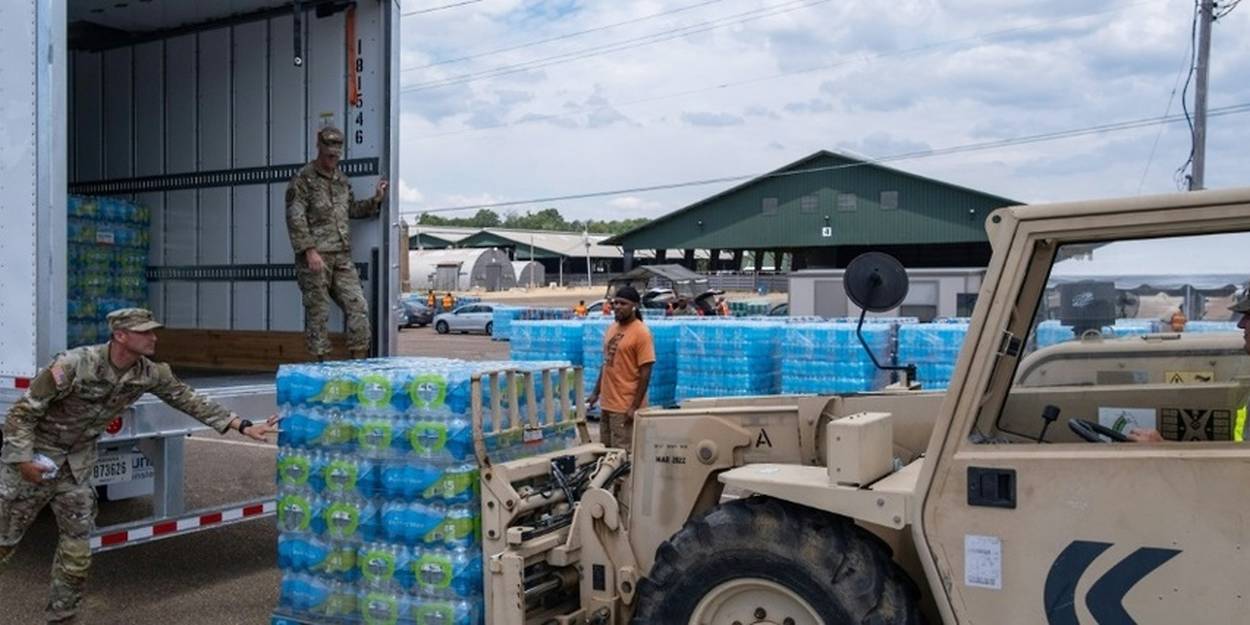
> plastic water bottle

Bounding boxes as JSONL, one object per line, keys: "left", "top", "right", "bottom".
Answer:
{"left": 414, "top": 547, "right": 484, "bottom": 598}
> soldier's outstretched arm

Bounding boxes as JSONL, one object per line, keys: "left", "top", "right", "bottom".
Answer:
{"left": 148, "top": 364, "right": 241, "bottom": 435}
{"left": 347, "top": 179, "right": 385, "bottom": 219}
{"left": 285, "top": 176, "right": 316, "bottom": 254}
{"left": 0, "top": 356, "right": 77, "bottom": 465}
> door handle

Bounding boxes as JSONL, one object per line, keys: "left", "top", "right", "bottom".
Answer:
{"left": 967, "top": 467, "right": 1016, "bottom": 509}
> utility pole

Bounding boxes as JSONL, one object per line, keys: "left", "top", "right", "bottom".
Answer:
{"left": 1190, "top": 0, "right": 1215, "bottom": 190}
{"left": 584, "top": 229, "right": 592, "bottom": 289}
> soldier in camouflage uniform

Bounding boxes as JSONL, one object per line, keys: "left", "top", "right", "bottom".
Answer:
{"left": 0, "top": 308, "right": 277, "bottom": 623}
{"left": 286, "top": 126, "right": 389, "bottom": 360}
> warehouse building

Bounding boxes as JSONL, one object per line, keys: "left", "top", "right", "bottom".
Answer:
{"left": 604, "top": 150, "right": 1020, "bottom": 272}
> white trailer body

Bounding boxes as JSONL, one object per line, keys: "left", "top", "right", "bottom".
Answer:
{"left": 0, "top": 0, "right": 400, "bottom": 550}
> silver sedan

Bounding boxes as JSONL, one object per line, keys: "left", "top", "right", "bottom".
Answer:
{"left": 434, "top": 303, "right": 496, "bottom": 335}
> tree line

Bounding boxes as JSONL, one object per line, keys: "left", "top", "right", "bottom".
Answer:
{"left": 414, "top": 208, "right": 649, "bottom": 236}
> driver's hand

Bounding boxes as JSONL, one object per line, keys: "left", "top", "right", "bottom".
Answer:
{"left": 1127, "top": 428, "right": 1164, "bottom": 443}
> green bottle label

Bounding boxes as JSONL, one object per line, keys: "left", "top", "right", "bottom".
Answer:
{"left": 415, "top": 554, "right": 453, "bottom": 590}
{"left": 408, "top": 374, "right": 448, "bottom": 410}
{"left": 357, "top": 373, "right": 394, "bottom": 408}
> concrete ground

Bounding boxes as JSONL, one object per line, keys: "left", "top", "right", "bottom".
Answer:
{"left": 0, "top": 311, "right": 591, "bottom": 625}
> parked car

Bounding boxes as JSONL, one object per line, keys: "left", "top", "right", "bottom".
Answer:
{"left": 399, "top": 295, "right": 434, "bottom": 328}
{"left": 434, "top": 303, "right": 496, "bottom": 335}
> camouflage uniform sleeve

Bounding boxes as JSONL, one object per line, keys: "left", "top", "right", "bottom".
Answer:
{"left": 285, "top": 174, "right": 317, "bottom": 254}
{"left": 148, "top": 364, "right": 236, "bottom": 434}
{"left": 347, "top": 180, "right": 382, "bottom": 219}
{"left": 1, "top": 355, "right": 78, "bottom": 464}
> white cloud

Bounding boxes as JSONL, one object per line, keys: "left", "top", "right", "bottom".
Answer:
{"left": 607, "top": 196, "right": 663, "bottom": 212}
{"left": 397, "top": 178, "right": 424, "bottom": 204}
{"left": 398, "top": 0, "right": 1250, "bottom": 221}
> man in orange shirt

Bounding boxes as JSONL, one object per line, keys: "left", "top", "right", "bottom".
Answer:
{"left": 587, "top": 286, "right": 656, "bottom": 451}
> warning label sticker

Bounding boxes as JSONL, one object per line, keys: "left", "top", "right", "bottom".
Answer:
{"left": 1165, "top": 371, "right": 1215, "bottom": 384}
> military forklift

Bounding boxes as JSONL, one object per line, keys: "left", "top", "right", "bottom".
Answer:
{"left": 468, "top": 187, "right": 1250, "bottom": 624}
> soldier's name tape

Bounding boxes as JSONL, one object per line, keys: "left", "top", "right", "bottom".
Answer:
{"left": 90, "top": 499, "right": 276, "bottom": 553}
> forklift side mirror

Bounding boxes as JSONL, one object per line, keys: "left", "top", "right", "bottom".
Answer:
{"left": 844, "top": 252, "right": 909, "bottom": 312}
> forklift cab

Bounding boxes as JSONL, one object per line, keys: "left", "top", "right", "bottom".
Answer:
{"left": 921, "top": 191, "right": 1250, "bottom": 624}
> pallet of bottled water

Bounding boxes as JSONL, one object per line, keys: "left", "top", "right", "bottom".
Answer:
{"left": 67, "top": 195, "right": 150, "bottom": 347}
{"left": 271, "top": 357, "right": 582, "bottom": 625}
{"left": 896, "top": 320, "right": 970, "bottom": 391}
{"left": 510, "top": 320, "right": 584, "bottom": 365}
{"left": 780, "top": 323, "right": 893, "bottom": 394}
{"left": 489, "top": 306, "right": 523, "bottom": 341}
{"left": 676, "top": 320, "right": 783, "bottom": 401}
{"left": 1034, "top": 320, "right": 1076, "bottom": 348}
{"left": 1184, "top": 320, "right": 1240, "bottom": 333}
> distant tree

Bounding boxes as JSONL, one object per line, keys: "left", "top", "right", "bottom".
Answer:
{"left": 416, "top": 208, "right": 650, "bottom": 235}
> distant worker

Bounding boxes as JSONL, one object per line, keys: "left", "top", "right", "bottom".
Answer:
{"left": 442, "top": 292, "right": 455, "bottom": 311}
{"left": 601, "top": 300, "right": 613, "bottom": 316}
{"left": 1169, "top": 307, "right": 1188, "bottom": 332}
{"left": 717, "top": 296, "right": 731, "bottom": 317}
{"left": 0, "top": 308, "right": 278, "bottom": 623}
{"left": 427, "top": 289, "right": 436, "bottom": 309}
{"left": 285, "top": 126, "right": 388, "bottom": 361}
{"left": 587, "top": 286, "right": 656, "bottom": 451}
{"left": 574, "top": 300, "right": 588, "bottom": 317}
{"left": 672, "top": 299, "right": 695, "bottom": 316}
{"left": 1129, "top": 295, "right": 1249, "bottom": 442}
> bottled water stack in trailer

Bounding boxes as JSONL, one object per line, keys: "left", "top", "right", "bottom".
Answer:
{"left": 781, "top": 323, "right": 893, "bottom": 394}
{"left": 897, "top": 320, "right": 970, "bottom": 391}
{"left": 510, "top": 320, "right": 584, "bottom": 365}
{"left": 272, "top": 357, "right": 580, "bottom": 625}
{"left": 676, "top": 320, "right": 783, "bottom": 401}
{"left": 67, "top": 195, "right": 151, "bottom": 347}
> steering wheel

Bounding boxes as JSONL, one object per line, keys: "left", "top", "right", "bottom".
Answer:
{"left": 1067, "top": 418, "right": 1130, "bottom": 443}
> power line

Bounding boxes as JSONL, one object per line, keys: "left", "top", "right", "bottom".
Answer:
{"left": 406, "top": 0, "right": 1163, "bottom": 141}
{"left": 1175, "top": 0, "right": 1200, "bottom": 189}
{"left": 405, "top": 0, "right": 727, "bottom": 71}
{"left": 1215, "top": 0, "right": 1242, "bottom": 19}
{"left": 1137, "top": 17, "right": 1196, "bottom": 194}
{"left": 401, "top": 0, "right": 484, "bottom": 17}
{"left": 401, "top": 0, "right": 831, "bottom": 93}
{"left": 399, "top": 101, "right": 1250, "bottom": 215}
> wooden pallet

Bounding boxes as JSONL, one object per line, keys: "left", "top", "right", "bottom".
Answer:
{"left": 155, "top": 328, "right": 349, "bottom": 372}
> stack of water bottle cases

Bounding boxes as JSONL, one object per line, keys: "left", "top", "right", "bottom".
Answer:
{"left": 67, "top": 195, "right": 150, "bottom": 347}
{"left": 677, "top": 320, "right": 783, "bottom": 400}
{"left": 781, "top": 322, "right": 895, "bottom": 394}
{"left": 896, "top": 319, "right": 970, "bottom": 391}
{"left": 509, "top": 320, "right": 584, "bottom": 365}
{"left": 272, "top": 357, "right": 579, "bottom": 625}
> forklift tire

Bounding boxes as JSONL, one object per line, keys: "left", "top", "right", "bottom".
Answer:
{"left": 632, "top": 497, "right": 923, "bottom": 625}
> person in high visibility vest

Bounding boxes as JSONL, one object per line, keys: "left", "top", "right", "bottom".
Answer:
{"left": 574, "top": 300, "right": 588, "bottom": 317}
{"left": 442, "top": 293, "right": 455, "bottom": 311}
{"left": 1129, "top": 294, "right": 1250, "bottom": 442}
{"left": 427, "top": 289, "right": 436, "bottom": 309}
{"left": 717, "top": 297, "right": 731, "bottom": 317}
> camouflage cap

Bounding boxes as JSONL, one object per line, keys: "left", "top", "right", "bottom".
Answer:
{"left": 1231, "top": 293, "right": 1250, "bottom": 314}
{"left": 317, "top": 126, "right": 345, "bottom": 157}
{"left": 107, "top": 308, "right": 163, "bottom": 333}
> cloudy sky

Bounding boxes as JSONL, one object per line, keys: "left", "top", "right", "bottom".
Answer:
{"left": 395, "top": 0, "right": 1250, "bottom": 223}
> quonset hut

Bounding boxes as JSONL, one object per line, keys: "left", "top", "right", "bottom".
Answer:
{"left": 511, "top": 261, "right": 546, "bottom": 288}
{"left": 408, "top": 248, "right": 516, "bottom": 292}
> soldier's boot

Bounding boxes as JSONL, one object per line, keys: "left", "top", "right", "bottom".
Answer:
{"left": 46, "top": 571, "right": 87, "bottom": 624}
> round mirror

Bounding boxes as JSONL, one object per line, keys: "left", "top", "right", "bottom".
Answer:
{"left": 843, "top": 252, "right": 909, "bottom": 312}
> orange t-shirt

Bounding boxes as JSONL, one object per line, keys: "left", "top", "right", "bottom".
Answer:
{"left": 598, "top": 319, "right": 657, "bottom": 413}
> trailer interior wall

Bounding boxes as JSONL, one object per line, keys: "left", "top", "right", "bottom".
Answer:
{"left": 66, "top": 1, "right": 396, "bottom": 353}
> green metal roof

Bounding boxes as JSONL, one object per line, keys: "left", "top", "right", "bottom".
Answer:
{"left": 604, "top": 150, "right": 1022, "bottom": 250}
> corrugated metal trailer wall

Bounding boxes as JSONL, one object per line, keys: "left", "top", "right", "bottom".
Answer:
{"left": 67, "top": 4, "right": 390, "bottom": 342}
